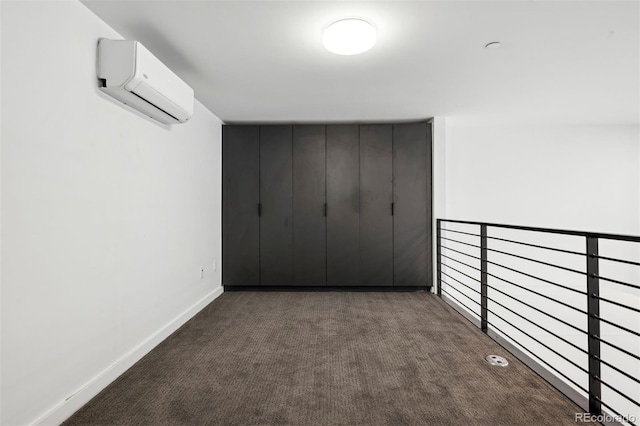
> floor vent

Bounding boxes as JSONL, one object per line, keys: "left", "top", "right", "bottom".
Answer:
{"left": 485, "top": 355, "right": 509, "bottom": 367}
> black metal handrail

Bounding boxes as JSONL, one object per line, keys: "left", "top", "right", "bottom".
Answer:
{"left": 440, "top": 219, "right": 640, "bottom": 242}
{"left": 436, "top": 219, "right": 640, "bottom": 426}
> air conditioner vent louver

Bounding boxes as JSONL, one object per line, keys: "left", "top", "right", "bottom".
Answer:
{"left": 129, "top": 91, "right": 181, "bottom": 122}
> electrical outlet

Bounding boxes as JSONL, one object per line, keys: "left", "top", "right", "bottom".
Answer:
{"left": 200, "top": 266, "right": 205, "bottom": 279}
{"left": 212, "top": 261, "right": 216, "bottom": 272}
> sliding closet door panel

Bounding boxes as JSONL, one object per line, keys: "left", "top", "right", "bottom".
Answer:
{"left": 393, "top": 122, "right": 428, "bottom": 286}
{"left": 293, "top": 125, "right": 326, "bottom": 286}
{"left": 222, "top": 125, "right": 260, "bottom": 286}
{"left": 326, "top": 125, "right": 359, "bottom": 286}
{"left": 260, "top": 125, "right": 293, "bottom": 286}
{"left": 360, "top": 124, "right": 393, "bottom": 286}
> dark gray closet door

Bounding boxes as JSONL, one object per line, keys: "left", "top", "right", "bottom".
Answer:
{"left": 293, "top": 125, "right": 326, "bottom": 286}
{"left": 326, "top": 125, "right": 359, "bottom": 286}
{"left": 223, "top": 125, "right": 260, "bottom": 286}
{"left": 260, "top": 125, "right": 293, "bottom": 286}
{"left": 393, "top": 122, "right": 429, "bottom": 286}
{"left": 360, "top": 124, "right": 394, "bottom": 286}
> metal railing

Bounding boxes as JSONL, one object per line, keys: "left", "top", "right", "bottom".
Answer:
{"left": 436, "top": 219, "right": 640, "bottom": 426}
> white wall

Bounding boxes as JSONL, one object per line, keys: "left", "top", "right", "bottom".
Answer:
{"left": 1, "top": 1, "right": 223, "bottom": 425}
{"left": 443, "top": 122, "right": 640, "bottom": 235}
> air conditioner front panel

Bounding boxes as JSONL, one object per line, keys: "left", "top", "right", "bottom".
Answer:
{"left": 97, "top": 39, "right": 194, "bottom": 125}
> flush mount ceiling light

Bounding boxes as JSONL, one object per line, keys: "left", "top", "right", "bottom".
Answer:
{"left": 485, "top": 41, "right": 501, "bottom": 50}
{"left": 323, "top": 19, "right": 377, "bottom": 55}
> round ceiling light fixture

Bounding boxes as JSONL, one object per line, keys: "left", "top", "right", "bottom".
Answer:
{"left": 485, "top": 41, "right": 501, "bottom": 50}
{"left": 322, "top": 18, "right": 377, "bottom": 55}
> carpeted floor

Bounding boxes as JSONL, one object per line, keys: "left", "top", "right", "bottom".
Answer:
{"left": 65, "top": 291, "right": 581, "bottom": 425}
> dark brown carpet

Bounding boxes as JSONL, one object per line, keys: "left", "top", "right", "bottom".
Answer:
{"left": 65, "top": 291, "right": 581, "bottom": 425}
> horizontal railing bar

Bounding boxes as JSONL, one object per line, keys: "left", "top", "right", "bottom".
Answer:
{"left": 441, "top": 236, "right": 482, "bottom": 249}
{"left": 440, "top": 219, "right": 640, "bottom": 243}
{"left": 443, "top": 273, "right": 589, "bottom": 355}
{"left": 594, "top": 336, "right": 640, "bottom": 362}
{"left": 487, "top": 235, "right": 586, "bottom": 257}
{"left": 441, "top": 271, "right": 482, "bottom": 295}
{"left": 441, "top": 263, "right": 482, "bottom": 284}
{"left": 593, "top": 274, "right": 640, "bottom": 291}
{"left": 596, "top": 254, "right": 640, "bottom": 267}
{"left": 595, "top": 315, "right": 640, "bottom": 338}
{"left": 441, "top": 245, "right": 483, "bottom": 261}
{"left": 487, "top": 294, "right": 588, "bottom": 355}
{"left": 595, "top": 295, "right": 640, "bottom": 314}
{"left": 440, "top": 228, "right": 481, "bottom": 239}
{"left": 485, "top": 319, "right": 590, "bottom": 395}
{"left": 487, "top": 307, "right": 589, "bottom": 374}
{"left": 442, "top": 284, "right": 481, "bottom": 307}
{"left": 595, "top": 377, "right": 640, "bottom": 407}
{"left": 441, "top": 253, "right": 482, "bottom": 272}
{"left": 442, "top": 245, "right": 587, "bottom": 296}
{"left": 442, "top": 236, "right": 588, "bottom": 278}
{"left": 486, "top": 284, "right": 587, "bottom": 335}
{"left": 594, "top": 396, "right": 638, "bottom": 426}
{"left": 443, "top": 226, "right": 591, "bottom": 257}
{"left": 488, "top": 272, "right": 590, "bottom": 316}
{"left": 441, "top": 288, "right": 481, "bottom": 318}
{"left": 597, "top": 356, "right": 640, "bottom": 385}
{"left": 441, "top": 253, "right": 588, "bottom": 314}
{"left": 488, "top": 259, "right": 588, "bottom": 295}
{"left": 443, "top": 259, "right": 588, "bottom": 335}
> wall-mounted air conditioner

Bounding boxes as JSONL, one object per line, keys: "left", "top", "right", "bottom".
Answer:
{"left": 97, "top": 39, "right": 194, "bottom": 125}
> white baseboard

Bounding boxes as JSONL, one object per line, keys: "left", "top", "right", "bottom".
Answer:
{"left": 33, "top": 286, "right": 224, "bottom": 426}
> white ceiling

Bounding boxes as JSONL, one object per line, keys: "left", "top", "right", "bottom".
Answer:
{"left": 82, "top": 1, "right": 639, "bottom": 125}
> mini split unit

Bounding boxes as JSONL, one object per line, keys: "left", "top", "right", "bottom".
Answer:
{"left": 97, "top": 39, "right": 194, "bottom": 125}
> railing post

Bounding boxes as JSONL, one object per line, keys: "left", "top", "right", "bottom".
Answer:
{"left": 480, "top": 224, "right": 488, "bottom": 332}
{"left": 436, "top": 219, "right": 442, "bottom": 297}
{"left": 586, "top": 236, "right": 601, "bottom": 416}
